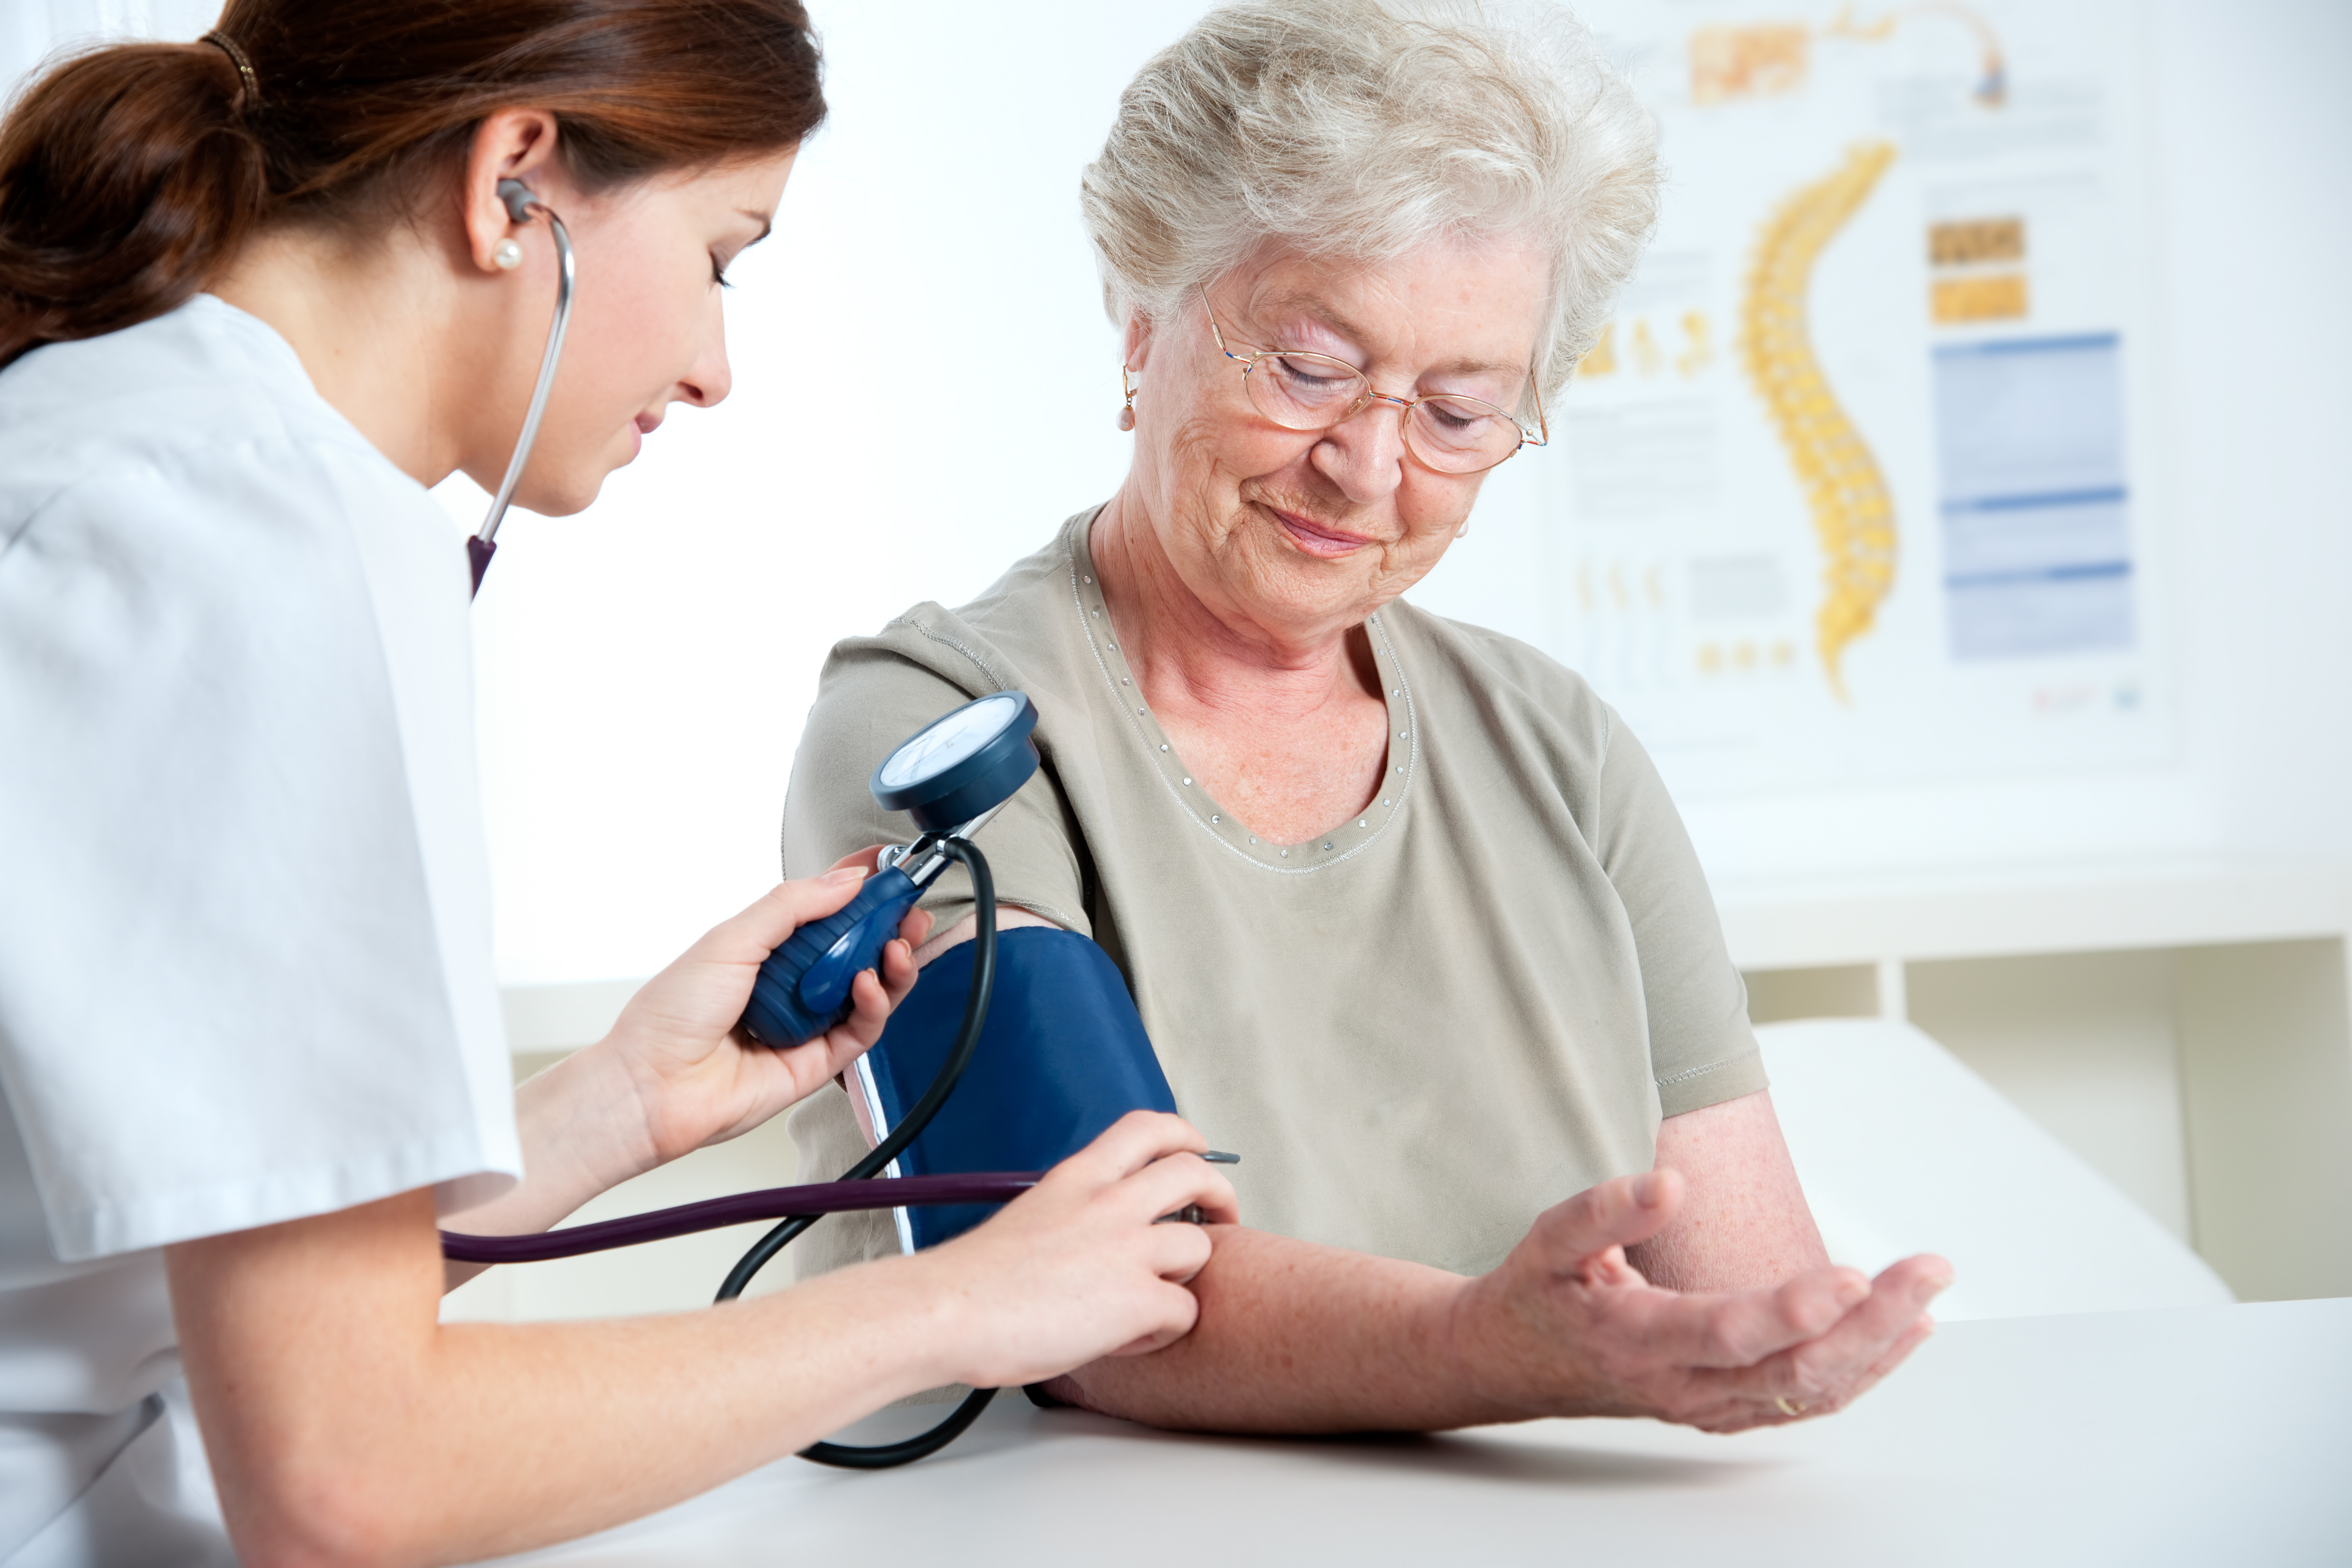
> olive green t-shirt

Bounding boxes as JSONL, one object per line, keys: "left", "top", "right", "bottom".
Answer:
{"left": 783, "top": 510, "right": 1765, "bottom": 1280}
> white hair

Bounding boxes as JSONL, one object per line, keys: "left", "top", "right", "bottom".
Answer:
{"left": 1080, "top": 0, "right": 1659, "bottom": 399}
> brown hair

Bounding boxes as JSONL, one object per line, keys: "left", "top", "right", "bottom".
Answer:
{"left": 0, "top": 0, "right": 824, "bottom": 370}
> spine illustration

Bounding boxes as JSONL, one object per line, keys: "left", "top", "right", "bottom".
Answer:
{"left": 1740, "top": 139, "right": 1899, "bottom": 700}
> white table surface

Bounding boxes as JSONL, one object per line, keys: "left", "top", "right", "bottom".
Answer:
{"left": 493, "top": 1298, "right": 2352, "bottom": 1567}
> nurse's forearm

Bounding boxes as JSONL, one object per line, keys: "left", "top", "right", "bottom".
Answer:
{"left": 439, "top": 858, "right": 931, "bottom": 1292}
{"left": 435, "top": 1043, "right": 659, "bottom": 1290}
{"left": 171, "top": 1115, "right": 1230, "bottom": 1568}
{"left": 172, "top": 1188, "right": 964, "bottom": 1568}
{"left": 1045, "top": 1227, "right": 1510, "bottom": 1433}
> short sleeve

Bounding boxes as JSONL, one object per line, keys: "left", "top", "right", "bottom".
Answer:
{"left": 0, "top": 436, "right": 520, "bottom": 1261}
{"left": 1590, "top": 711, "right": 1769, "bottom": 1117}
{"left": 780, "top": 627, "right": 1100, "bottom": 1282}
{"left": 783, "top": 632, "right": 1094, "bottom": 939}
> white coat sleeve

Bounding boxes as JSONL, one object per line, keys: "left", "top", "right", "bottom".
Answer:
{"left": 0, "top": 433, "right": 520, "bottom": 1262}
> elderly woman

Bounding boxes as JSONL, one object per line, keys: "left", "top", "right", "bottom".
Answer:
{"left": 785, "top": 0, "right": 1948, "bottom": 1434}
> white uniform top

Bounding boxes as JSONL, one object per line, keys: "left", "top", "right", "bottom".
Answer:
{"left": 0, "top": 296, "right": 523, "bottom": 1564}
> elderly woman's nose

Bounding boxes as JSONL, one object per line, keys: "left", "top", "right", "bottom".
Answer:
{"left": 1309, "top": 408, "right": 1410, "bottom": 502}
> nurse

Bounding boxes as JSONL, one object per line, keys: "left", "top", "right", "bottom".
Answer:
{"left": 0, "top": 4, "right": 1232, "bottom": 1564}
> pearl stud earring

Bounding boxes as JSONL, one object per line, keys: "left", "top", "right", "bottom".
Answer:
{"left": 492, "top": 238, "right": 523, "bottom": 271}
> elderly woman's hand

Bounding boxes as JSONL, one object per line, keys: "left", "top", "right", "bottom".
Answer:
{"left": 1440, "top": 1169, "right": 1950, "bottom": 1432}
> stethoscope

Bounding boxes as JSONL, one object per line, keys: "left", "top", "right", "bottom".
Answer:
{"left": 440, "top": 204, "right": 1053, "bottom": 1460}
{"left": 466, "top": 178, "right": 575, "bottom": 597}
{"left": 445, "top": 691, "right": 1044, "bottom": 1467}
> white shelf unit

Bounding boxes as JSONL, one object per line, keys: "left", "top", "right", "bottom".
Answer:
{"left": 1720, "top": 858, "right": 2352, "bottom": 1303}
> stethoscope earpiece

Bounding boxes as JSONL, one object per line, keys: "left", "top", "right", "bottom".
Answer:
{"left": 495, "top": 177, "right": 539, "bottom": 225}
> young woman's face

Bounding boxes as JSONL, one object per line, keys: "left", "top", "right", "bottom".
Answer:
{"left": 484, "top": 151, "right": 795, "bottom": 515}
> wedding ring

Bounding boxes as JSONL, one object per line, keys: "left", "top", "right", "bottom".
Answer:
{"left": 1774, "top": 1395, "right": 1807, "bottom": 1416}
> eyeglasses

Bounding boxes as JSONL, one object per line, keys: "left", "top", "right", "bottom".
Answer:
{"left": 1198, "top": 286, "right": 1547, "bottom": 475}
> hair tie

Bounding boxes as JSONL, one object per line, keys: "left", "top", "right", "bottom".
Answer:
{"left": 200, "top": 31, "right": 261, "bottom": 112}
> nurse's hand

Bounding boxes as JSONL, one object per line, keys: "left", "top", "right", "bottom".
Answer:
{"left": 458, "top": 852, "right": 926, "bottom": 1244}
{"left": 914, "top": 1111, "right": 1241, "bottom": 1390}
{"left": 598, "top": 849, "right": 932, "bottom": 1169}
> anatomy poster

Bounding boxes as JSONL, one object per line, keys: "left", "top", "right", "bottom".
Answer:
{"left": 1552, "top": 0, "right": 2168, "bottom": 794}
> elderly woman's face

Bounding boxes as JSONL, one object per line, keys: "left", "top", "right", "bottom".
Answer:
{"left": 1124, "top": 234, "right": 1549, "bottom": 644}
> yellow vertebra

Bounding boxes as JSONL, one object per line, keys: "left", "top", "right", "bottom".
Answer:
{"left": 1740, "top": 139, "right": 1899, "bottom": 701}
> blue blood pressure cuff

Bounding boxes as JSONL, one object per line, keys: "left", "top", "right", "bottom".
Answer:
{"left": 852, "top": 926, "right": 1176, "bottom": 1249}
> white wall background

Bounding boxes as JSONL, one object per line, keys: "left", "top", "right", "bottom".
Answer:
{"left": 9, "top": 1, "right": 2348, "bottom": 989}
{"left": 449, "top": 5, "right": 1220, "bottom": 982}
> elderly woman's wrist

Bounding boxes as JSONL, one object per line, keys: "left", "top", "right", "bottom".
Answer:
{"left": 1434, "top": 1264, "right": 1659, "bottom": 1427}
{"left": 1419, "top": 1274, "right": 1540, "bottom": 1427}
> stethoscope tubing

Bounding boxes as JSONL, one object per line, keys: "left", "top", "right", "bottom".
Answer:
{"left": 441, "top": 842, "right": 1007, "bottom": 1468}
{"left": 439, "top": 1170, "right": 1041, "bottom": 1265}
{"left": 469, "top": 190, "right": 575, "bottom": 594}
{"left": 444, "top": 238, "right": 1016, "bottom": 1459}
{"left": 714, "top": 837, "right": 1001, "bottom": 1302}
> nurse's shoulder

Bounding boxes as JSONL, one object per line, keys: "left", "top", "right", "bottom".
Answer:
{"left": 0, "top": 292, "right": 414, "bottom": 560}
{"left": 0, "top": 290, "right": 469, "bottom": 658}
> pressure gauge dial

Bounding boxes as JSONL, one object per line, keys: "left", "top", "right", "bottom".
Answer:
{"left": 870, "top": 691, "right": 1040, "bottom": 836}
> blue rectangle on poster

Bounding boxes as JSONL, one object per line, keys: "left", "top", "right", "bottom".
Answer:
{"left": 1933, "top": 335, "right": 2135, "bottom": 660}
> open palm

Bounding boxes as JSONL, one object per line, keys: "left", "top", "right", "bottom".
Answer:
{"left": 1450, "top": 1170, "right": 1949, "bottom": 1431}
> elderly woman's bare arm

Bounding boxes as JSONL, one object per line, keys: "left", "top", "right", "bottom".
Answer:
{"left": 1045, "top": 1171, "right": 1948, "bottom": 1435}
{"left": 906, "top": 920, "right": 1872, "bottom": 1432}
{"left": 1626, "top": 1090, "right": 1832, "bottom": 1292}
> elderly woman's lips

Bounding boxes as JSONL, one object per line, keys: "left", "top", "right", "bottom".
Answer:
{"left": 1270, "top": 507, "right": 1374, "bottom": 556}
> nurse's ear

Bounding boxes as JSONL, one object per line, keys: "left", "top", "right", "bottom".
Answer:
{"left": 459, "top": 108, "right": 565, "bottom": 275}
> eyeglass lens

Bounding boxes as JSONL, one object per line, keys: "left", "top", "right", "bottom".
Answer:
{"left": 1246, "top": 352, "right": 1522, "bottom": 473}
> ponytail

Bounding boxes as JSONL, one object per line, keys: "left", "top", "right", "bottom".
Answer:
{"left": 0, "top": 41, "right": 264, "bottom": 369}
{"left": 0, "top": 0, "right": 825, "bottom": 373}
